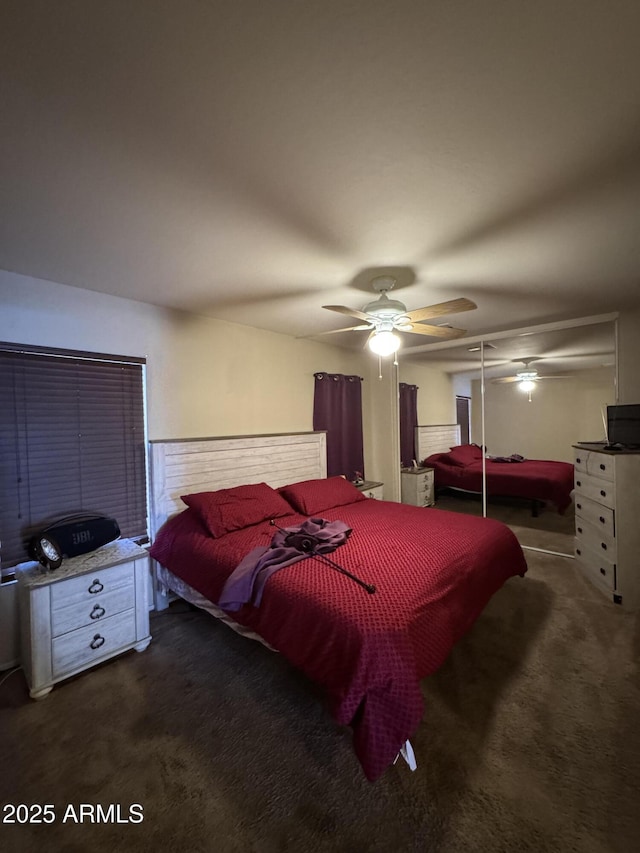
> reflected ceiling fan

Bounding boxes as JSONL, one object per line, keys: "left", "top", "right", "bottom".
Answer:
{"left": 319, "top": 276, "right": 477, "bottom": 356}
{"left": 492, "top": 358, "right": 571, "bottom": 401}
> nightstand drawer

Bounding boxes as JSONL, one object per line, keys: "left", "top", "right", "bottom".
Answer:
{"left": 52, "top": 608, "right": 137, "bottom": 678}
{"left": 363, "top": 485, "right": 384, "bottom": 499}
{"left": 51, "top": 585, "right": 136, "bottom": 637}
{"left": 50, "top": 561, "right": 134, "bottom": 612}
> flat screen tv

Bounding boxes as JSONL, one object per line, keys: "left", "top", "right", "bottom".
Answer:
{"left": 606, "top": 404, "right": 640, "bottom": 447}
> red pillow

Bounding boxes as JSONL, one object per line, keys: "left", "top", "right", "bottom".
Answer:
{"left": 181, "top": 482, "right": 292, "bottom": 537}
{"left": 447, "top": 444, "right": 483, "bottom": 467}
{"left": 279, "top": 476, "right": 367, "bottom": 515}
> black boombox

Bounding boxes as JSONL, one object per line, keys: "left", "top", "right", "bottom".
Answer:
{"left": 29, "top": 513, "right": 121, "bottom": 570}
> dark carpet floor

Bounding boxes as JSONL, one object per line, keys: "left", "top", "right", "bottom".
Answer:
{"left": 1, "top": 541, "right": 639, "bottom": 852}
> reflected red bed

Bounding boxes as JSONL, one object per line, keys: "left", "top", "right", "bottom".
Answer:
{"left": 424, "top": 446, "right": 575, "bottom": 513}
{"left": 150, "top": 484, "right": 527, "bottom": 781}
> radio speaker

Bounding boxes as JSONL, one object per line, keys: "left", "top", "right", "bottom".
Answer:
{"left": 29, "top": 514, "right": 121, "bottom": 570}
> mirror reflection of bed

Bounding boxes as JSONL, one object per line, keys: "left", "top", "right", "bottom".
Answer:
{"left": 401, "top": 319, "right": 616, "bottom": 557}
{"left": 482, "top": 322, "right": 616, "bottom": 555}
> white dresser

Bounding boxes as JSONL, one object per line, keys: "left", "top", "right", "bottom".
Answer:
{"left": 356, "top": 480, "right": 384, "bottom": 500}
{"left": 400, "top": 467, "right": 435, "bottom": 507}
{"left": 573, "top": 443, "right": 640, "bottom": 608}
{"left": 18, "top": 539, "right": 151, "bottom": 698}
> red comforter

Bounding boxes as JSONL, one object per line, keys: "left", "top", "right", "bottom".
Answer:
{"left": 150, "top": 499, "right": 527, "bottom": 781}
{"left": 425, "top": 453, "right": 575, "bottom": 513}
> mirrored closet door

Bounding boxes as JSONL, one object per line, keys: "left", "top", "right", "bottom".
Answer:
{"left": 398, "top": 317, "right": 617, "bottom": 557}
{"left": 481, "top": 321, "right": 617, "bottom": 555}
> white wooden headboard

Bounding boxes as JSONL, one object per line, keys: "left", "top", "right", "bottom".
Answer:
{"left": 149, "top": 431, "right": 327, "bottom": 539}
{"left": 415, "top": 424, "right": 461, "bottom": 461}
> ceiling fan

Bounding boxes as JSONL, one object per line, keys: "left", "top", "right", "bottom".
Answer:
{"left": 492, "top": 358, "right": 571, "bottom": 400}
{"left": 319, "top": 276, "right": 477, "bottom": 356}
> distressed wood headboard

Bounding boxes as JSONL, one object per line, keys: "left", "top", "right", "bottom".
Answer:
{"left": 415, "top": 424, "right": 461, "bottom": 461}
{"left": 148, "top": 431, "right": 327, "bottom": 539}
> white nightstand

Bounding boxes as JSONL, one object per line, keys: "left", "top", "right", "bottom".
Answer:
{"left": 400, "top": 467, "right": 435, "bottom": 507}
{"left": 17, "top": 539, "right": 151, "bottom": 699}
{"left": 355, "top": 480, "right": 384, "bottom": 500}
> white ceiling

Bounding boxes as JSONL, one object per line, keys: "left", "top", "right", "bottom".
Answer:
{"left": 2, "top": 1, "right": 640, "bottom": 361}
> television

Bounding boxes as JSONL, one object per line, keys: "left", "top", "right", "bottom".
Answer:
{"left": 606, "top": 404, "right": 640, "bottom": 447}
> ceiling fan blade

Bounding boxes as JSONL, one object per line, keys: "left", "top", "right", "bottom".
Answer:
{"left": 492, "top": 374, "right": 572, "bottom": 384}
{"left": 313, "top": 324, "right": 372, "bottom": 336}
{"left": 323, "top": 305, "right": 371, "bottom": 323}
{"left": 403, "top": 298, "right": 477, "bottom": 323}
{"left": 402, "top": 324, "right": 467, "bottom": 339}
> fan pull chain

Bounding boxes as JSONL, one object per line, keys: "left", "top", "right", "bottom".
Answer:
{"left": 378, "top": 355, "right": 382, "bottom": 380}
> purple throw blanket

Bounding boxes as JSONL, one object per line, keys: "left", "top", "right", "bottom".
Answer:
{"left": 218, "top": 517, "right": 351, "bottom": 611}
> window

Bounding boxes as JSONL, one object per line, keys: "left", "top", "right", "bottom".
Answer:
{"left": 0, "top": 344, "right": 148, "bottom": 575}
{"left": 312, "top": 372, "right": 364, "bottom": 480}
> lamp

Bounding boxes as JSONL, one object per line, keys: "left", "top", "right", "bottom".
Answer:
{"left": 518, "top": 379, "right": 536, "bottom": 393}
{"left": 368, "top": 329, "right": 400, "bottom": 356}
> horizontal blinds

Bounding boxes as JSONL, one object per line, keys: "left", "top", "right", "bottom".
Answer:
{"left": 0, "top": 351, "right": 147, "bottom": 572}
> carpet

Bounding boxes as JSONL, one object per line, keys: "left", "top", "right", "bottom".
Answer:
{"left": 1, "top": 549, "right": 639, "bottom": 852}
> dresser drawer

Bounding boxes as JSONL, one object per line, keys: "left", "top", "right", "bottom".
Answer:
{"left": 574, "top": 540, "right": 616, "bottom": 596}
{"left": 51, "top": 584, "right": 136, "bottom": 637}
{"left": 574, "top": 494, "right": 615, "bottom": 540}
{"left": 574, "top": 517, "right": 616, "bottom": 562}
{"left": 50, "top": 561, "right": 135, "bottom": 613}
{"left": 52, "top": 608, "right": 137, "bottom": 678}
{"left": 573, "top": 449, "right": 614, "bottom": 482}
{"left": 573, "top": 472, "right": 615, "bottom": 510}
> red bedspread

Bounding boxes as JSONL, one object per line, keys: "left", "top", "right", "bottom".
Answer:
{"left": 150, "top": 499, "right": 527, "bottom": 781}
{"left": 425, "top": 454, "right": 575, "bottom": 512}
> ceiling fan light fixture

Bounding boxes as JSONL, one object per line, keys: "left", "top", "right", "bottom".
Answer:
{"left": 518, "top": 379, "right": 536, "bottom": 392}
{"left": 368, "top": 330, "right": 401, "bottom": 356}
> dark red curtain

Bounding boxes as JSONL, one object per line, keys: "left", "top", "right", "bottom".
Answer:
{"left": 313, "top": 372, "right": 364, "bottom": 480}
{"left": 399, "top": 382, "right": 418, "bottom": 467}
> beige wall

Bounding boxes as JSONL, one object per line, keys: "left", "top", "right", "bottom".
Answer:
{"left": 617, "top": 308, "right": 640, "bottom": 403}
{"left": 480, "top": 367, "right": 615, "bottom": 462}
{"left": 399, "top": 360, "right": 456, "bottom": 425}
{"left": 0, "top": 270, "right": 387, "bottom": 481}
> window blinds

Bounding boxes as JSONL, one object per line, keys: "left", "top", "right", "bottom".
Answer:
{"left": 0, "top": 346, "right": 148, "bottom": 573}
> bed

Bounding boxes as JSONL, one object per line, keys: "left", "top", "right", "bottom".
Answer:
{"left": 422, "top": 443, "right": 575, "bottom": 514}
{"left": 148, "top": 432, "right": 528, "bottom": 781}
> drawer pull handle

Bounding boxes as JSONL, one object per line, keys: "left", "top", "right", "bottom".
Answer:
{"left": 599, "top": 516, "right": 605, "bottom": 524}
{"left": 600, "top": 464, "right": 605, "bottom": 471}
{"left": 90, "top": 634, "right": 105, "bottom": 650}
{"left": 576, "top": 480, "right": 581, "bottom": 487}
{"left": 576, "top": 503, "right": 582, "bottom": 509}
{"left": 88, "top": 579, "right": 104, "bottom": 594}
{"left": 576, "top": 548, "right": 581, "bottom": 556}
{"left": 576, "top": 457, "right": 581, "bottom": 463}
{"left": 601, "top": 543, "right": 607, "bottom": 550}
{"left": 600, "top": 490, "right": 606, "bottom": 497}
{"left": 577, "top": 527, "right": 582, "bottom": 533}
{"left": 600, "top": 568, "right": 606, "bottom": 576}
{"left": 90, "top": 604, "right": 106, "bottom": 620}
